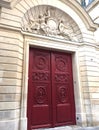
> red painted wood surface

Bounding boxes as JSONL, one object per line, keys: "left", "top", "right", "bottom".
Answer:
{"left": 27, "top": 48, "right": 76, "bottom": 130}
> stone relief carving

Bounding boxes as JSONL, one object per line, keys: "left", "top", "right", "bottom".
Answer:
{"left": 22, "top": 6, "right": 79, "bottom": 41}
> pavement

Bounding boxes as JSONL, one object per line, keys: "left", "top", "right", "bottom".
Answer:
{"left": 36, "top": 126, "right": 99, "bottom": 130}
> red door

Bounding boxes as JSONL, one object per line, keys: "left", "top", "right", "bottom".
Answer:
{"left": 27, "top": 48, "right": 76, "bottom": 130}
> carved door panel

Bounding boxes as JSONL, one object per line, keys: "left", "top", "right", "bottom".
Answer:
{"left": 51, "top": 52, "right": 76, "bottom": 126}
{"left": 28, "top": 48, "right": 76, "bottom": 130}
{"left": 28, "top": 48, "right": 52, "bottom": 130}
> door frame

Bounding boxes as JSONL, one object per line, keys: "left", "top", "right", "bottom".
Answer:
{"left": 20, "top": 34, "right": 85, "bottom": 130}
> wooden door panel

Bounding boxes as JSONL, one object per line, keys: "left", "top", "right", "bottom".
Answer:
{"left": 51, "top": 52, "right": 76, "bottom": 126}
{"left": 28, "top": 48, "right": 76, "bottom": 130}
{"left": 31, "top": 83, "right": 51, "bottom": 125}
{"left": 57, "top": 104, "right": 72, "bottom": 123}
{"left": 32, "top": 105, "right": 50, "bottom": 125}
{"left": 28, "top": 48, "right": 52, "bottom": 129}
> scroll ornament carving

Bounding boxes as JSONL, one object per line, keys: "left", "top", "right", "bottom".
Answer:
{"left": 22, "top": 9, "right": 78, "bottom": 41}
{"left": 35, "top": 86, "right": 47, "bottom": 104}
{"left": 58, "top": 86, "right": 67, "bottom": 103}
{"left": 55, "top": 74, "right": 69, "bottom": 82}
{"left": 33, "top": 72, "right": 49, "bottom": 81}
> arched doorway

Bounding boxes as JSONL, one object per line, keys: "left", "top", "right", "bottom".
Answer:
{"left": 22, "top": 5, "right": 82, "bottom": 130}
{"left": 20, "top": 0, "right": 97, "bottom": 128}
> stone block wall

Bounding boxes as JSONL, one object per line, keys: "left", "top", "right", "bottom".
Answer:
{"left": 78, "top": 45, "right": 99, "bottom": 126}
{"left": 0, "top": 28, "right": 23, "bottom": 130}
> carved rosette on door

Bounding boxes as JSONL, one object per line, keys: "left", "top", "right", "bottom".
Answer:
{"left": 35, "top": 56, "right": 47, "bottom": 70}
{"left": 55, "top": 56, "right": 67, "bottom": 72}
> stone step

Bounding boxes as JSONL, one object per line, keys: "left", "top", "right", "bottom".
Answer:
{"left": 36, "top": 126, "right": 99, "bottom": 130}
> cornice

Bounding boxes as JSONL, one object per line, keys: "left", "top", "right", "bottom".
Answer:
{"left": 61, "top": 0, "right": 98, "bottom": 31}
{"left": 86, "top": 0, "right": 99, "bottom": 13}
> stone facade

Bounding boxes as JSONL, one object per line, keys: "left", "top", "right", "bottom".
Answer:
{"left": 0, "top": 0, "right": 99, "bottom": 130}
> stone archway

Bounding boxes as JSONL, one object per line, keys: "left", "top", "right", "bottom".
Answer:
{"left": 20, "top": 3, "right": 89, "bottom": 130}
{"left": 18, "top": 1, "right": 97, "bottom": 130}
{"left": 21, "top": 4, "right": 84, "bottom": 130}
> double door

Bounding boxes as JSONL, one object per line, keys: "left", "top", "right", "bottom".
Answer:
{"left": 27, "top": 48, "right": 76, "bottom": 130}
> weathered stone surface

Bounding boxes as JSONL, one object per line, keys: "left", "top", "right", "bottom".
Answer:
{"left": 0, "top": 0, "right": 99, "bottom": 130}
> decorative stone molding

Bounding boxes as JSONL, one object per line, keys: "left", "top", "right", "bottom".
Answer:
{"left": 61, "top": 0, "right": 98, "bottom": 31}
{"left": 86, "top": 0, "right": 99, "bottom": 12}
{"left": 0, "top": 0, "right": 98, "bottom": 31}
{"left": 22, "top": 5, "right": 81, "bottom": 42}
{"left": 86, "top": 0, "right": 99, "bottom": 25}
{"left": 0, "top": 0, "right": 21, "bottom": 9}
